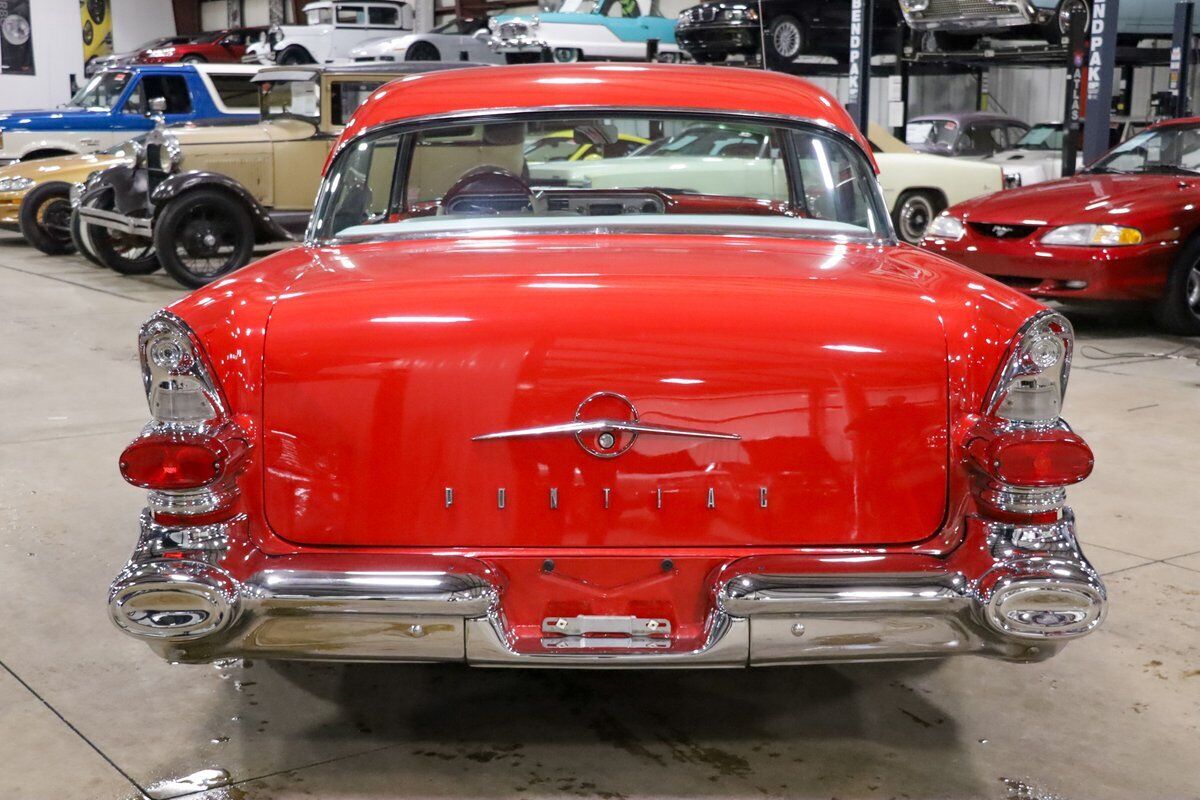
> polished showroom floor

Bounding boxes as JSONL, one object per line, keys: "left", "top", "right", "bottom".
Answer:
{"left": 0, "top": 230, "right": 1197, "bottom": 800}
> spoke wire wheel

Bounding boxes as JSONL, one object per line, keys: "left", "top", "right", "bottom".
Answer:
{"left": 175, "top": 206, "right": 240, "bottom": 280}
{"left": 770, "top": 17, "right": 802, "bottom": 60}
{"left": 154, "top": 190, "right": 255, "bottom": 289}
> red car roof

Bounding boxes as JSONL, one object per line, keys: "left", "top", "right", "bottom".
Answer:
{"left": 1147, "top": 115, "right": 1200, "bottom": 130}
{"left": 333, "top": 63, "right": 873, "bottom": 169}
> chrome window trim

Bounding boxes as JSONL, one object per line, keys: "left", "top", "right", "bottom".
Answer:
{"left": 306, "top": 105, "right": 897, "bottom": 246}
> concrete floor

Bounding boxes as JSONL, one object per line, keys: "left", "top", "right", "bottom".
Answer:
{"left": 0, "top": 229, "right": 1198, "bottom": 800}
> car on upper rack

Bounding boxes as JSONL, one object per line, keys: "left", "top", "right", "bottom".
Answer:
{"left": 348, "top": 16, "right": 504, "bottom": 63}
{"left": 490, "top": 0, "right": 682, "bottom": 64}
{"left": 106, "top": 63, "right": 1106, "bottom": 670}
{"left": 73, "top": 62, "right": 473, "bottom": 288}
{"left": 127, "top": 27, "right": 269, "bottom": 65}
{"left": 246, "top": 0, "right": 415, "bottom": 65}
{"left": 85, "top": 35, "right": 200, "bottom": 77}
{"left": 676, "top": 0, "right": 903, "bottom": 66}
{"left": 0, "top": 63, "right": 262, "bottom": 166}
{"left": 529, "top": 121, "right": 1005, "bottom": 243}
{"left": 922, "top": 116, "right": 1200, "bottom": 334}
{"left": 899, "top": 0, "right": 1180, "bottom": 48}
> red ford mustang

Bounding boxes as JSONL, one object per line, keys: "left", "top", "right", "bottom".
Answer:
{"left": 921, "top": 116, "right": 1200, "bottom": 335}
{"left": 108, "top": 64, "right": 1105, "bottom": 668}
{"left": 132, "top": 27, "right": 267, "bottom": 65}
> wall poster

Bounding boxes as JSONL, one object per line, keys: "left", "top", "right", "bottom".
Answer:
{"left": 0, "top": 0, "right": 35, "bottom": 75}
{"left": 80, "top": 0, "right": 112, "bottom": 74}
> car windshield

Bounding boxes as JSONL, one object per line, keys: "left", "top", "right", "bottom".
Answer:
{"left": 905, "top": 119, "right": 957, "bottom": 148}
{"left": 1089, "top": 125, "right": 1200, "bottom": 175}
{"left": 1015, "top": 124, "right": 1064, "bottom": 150}
{"left": 69, "top": 71, "right": 132, "bottom": 110}
{"left": 138, "top": 36, "right": 191, "bottom": 49}
{"left": 259, "top": 77, "right": 321, "bottom": 122}
{"left": 312, "top": 112, "right": 888, "bottom": 243}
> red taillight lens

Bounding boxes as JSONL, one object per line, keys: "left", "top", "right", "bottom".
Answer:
{"left": 969, "top": 427, "right": 1094, "bottom": 487}
{"left": 119, "top": 430, "right": 247, "bottom": 490}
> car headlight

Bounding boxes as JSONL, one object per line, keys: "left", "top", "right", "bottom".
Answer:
{"left": 1041, "top": 224, "right": 1142, "bottom": 247}
{"left": 0, "top": 176, "right": 35, "bottom": 193}
{"left": 924, "top": 213, "right": 966, "bottom": 241}
{"left": 901, "top": 0, "right": 930, "bottom": 11}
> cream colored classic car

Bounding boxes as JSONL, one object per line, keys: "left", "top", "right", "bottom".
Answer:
{"left": 74, "top": 62, "right": 473, "bottom": 287}
{"left": 529, "top": 122, "right": 1005, "bottom": 243}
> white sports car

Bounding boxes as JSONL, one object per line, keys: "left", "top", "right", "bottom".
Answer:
{"left": 530, "top": 123, "right": 1005, "bottom": 243}
{"left": 347, "top": 17, "right": 504, "bottom": 63}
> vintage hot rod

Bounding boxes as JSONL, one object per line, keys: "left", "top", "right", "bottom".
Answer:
{"left": 108, "top": 64, "right": 1106, "bottom": 668}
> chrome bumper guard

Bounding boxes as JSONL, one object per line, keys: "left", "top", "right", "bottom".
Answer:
{"left": 109, "top": 510, "right": 1106, "bottom": 665}
{"left": 76, "top": 205, "right": 152, "bottom": 237}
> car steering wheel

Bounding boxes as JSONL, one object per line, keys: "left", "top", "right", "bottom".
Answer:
{"left": 440, "top": 166, "right": 534, "bottom": 216}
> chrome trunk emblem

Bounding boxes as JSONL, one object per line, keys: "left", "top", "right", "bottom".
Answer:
{"left": 473, "top": 392, "right": 740, "bottom": 458}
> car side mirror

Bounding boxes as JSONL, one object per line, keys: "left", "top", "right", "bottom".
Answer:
{"left": 148, "top": 97, "right": 167, "bottom": 115}
{"left": 473, "top": 28, "right": 490, "bottom": 40}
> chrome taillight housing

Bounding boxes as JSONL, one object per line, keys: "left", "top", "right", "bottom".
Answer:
{"left": 971, "top": 311, "right": 1084, "bottom": 519}
{"left": 126, "top": 312, "right": 248, "bottom": 525}
{"left": 985, "top": 311, "right": 1073, "bottom": 426}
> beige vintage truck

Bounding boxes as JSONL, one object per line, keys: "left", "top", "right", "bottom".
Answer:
{"left": 74, "top": 62, "right": 478, "bottom": 287}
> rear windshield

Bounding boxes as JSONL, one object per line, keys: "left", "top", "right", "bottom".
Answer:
{"left": 311, "top": 112, "right": 888, "bottom": 242}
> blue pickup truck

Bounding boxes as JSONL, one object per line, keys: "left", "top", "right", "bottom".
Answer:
{"left": 0, "top": 63, "right": 261, "bottom": 166}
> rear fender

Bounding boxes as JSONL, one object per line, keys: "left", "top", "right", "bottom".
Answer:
{"left": 150, "top": 171, "right": 292, "bottom": 243}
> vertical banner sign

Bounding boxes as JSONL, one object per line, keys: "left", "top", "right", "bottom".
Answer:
{"left": 1083, "top": 0, "right": 1118, "bottom": 165}
{"left": 80, "top": 0, "right": 112, "bottom": 73}
{"left": 228, "top": 0, "right": 243, "bottom": 29}
{"left": 1169, "top": 2, "right": 1195, "bottom": 117}
{"left": 1062, "top": 7, "right": 1087, "bottom": 178}
{"left": 0, "top": 0, "right": 35, "bottom": 75}
{"left": 846, "top": 0, "right": 873, "bottom": 134}
{"left": 268, "top": 0, "right": 286, "bottom": 26}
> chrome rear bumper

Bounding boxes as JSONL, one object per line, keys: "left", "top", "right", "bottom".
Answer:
{"left": 109, "top": 511, "right": 1106, "bottom": 666}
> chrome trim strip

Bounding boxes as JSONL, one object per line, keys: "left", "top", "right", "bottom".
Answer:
{"left": 309, "top": 105, "right": 898, "bottom": 246}
{"left": 473, "top": 419, "right": 740, "bottom": 442}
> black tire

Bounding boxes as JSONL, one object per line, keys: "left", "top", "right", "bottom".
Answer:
{"left": 180, "top": 54, "right": 206, "bottom": 64}
{"left": 1047, "top": 0, "right": 1090, "bottom": 44}
{"left": 405, "top": 41, "right": 440, "bottom": 60}
{"left": 766, "top": 15, "right": 802, "bottom": 61}
{"left": 18, "top": 182, "right": 75, "bottom": 255}
{"left": 892, "top": 190, "right": 945, "bottom": 245}
{"left": 89, "top": 225, "right": 159, "bottom": 274}
{"left": 1152, "top": 237, "right": 1200, "bottom": 335}
{"left": 278, "top": 46, "right": 314, "bottom": 65}
{"left": 69, "top": 210, "right": 104, "bottom": 267}
{"left": 552, "top": 47, "right": 581, "bottom": 63}
{"left": 154, "top": 190, "right": 255, "bottom": 289}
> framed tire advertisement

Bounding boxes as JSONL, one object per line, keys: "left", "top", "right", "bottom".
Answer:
{"left": 81, "top": 0, "right": 112, "bottom": 76}
{"left": 0, "top": 0, "right": 35, "bottom": 75}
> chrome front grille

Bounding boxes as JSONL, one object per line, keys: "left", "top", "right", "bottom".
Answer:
{"left": 498, "top": 21, "right": 529, "bottom": 38}
{"left": 919, "top": 0, "right": 1030, "bottom": 22}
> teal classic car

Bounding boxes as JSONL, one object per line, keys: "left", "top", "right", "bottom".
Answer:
{"left": 899, "top": 0, "right": 1177, "bottom": 44}
{"left": 490, "top": 0, "right": 681, "bottom": 63}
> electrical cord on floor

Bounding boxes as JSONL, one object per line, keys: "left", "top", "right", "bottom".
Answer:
{"left": 1079, "top": 344, "right": 1200, "bottom": 367}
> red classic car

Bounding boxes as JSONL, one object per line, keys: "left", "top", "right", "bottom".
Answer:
{"left": 132, "top": 27, "right": 268, "bottom": 65}
{"left": 921, "top": 117, "right": 1200, "bottom": 335}
{"left": 108, "top": 64, "right": 1106, "bottom": 668}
